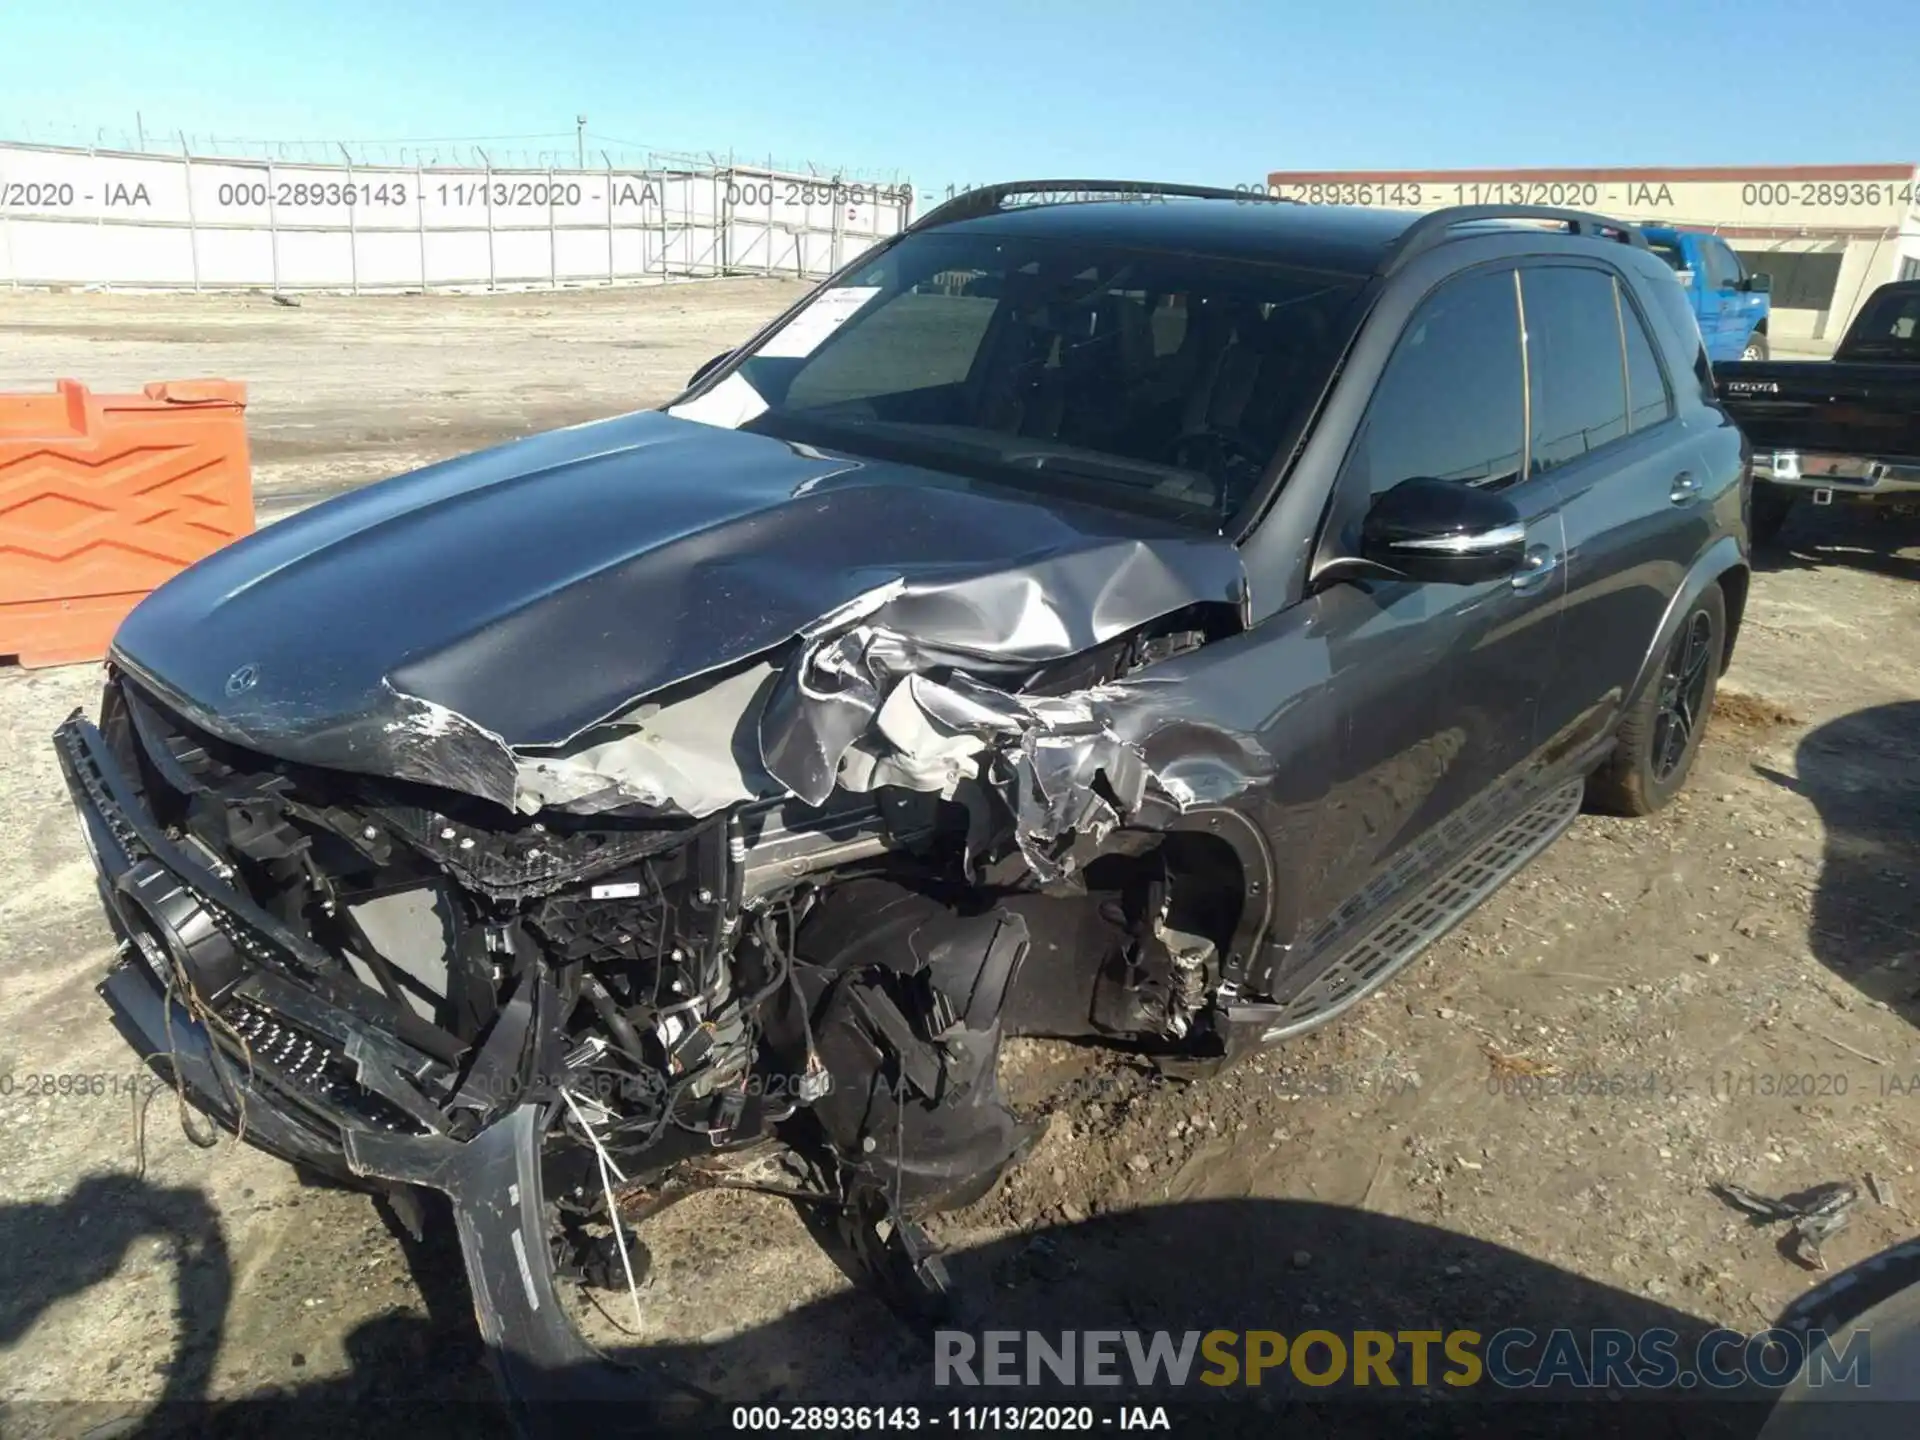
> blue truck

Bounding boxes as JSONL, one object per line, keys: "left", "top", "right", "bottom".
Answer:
{"left": 1640, "top": 225, "right": 1773, "bottom": 362}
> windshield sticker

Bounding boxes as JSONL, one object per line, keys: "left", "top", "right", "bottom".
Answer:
{"left": 667, "top": 371, "right": 769, "bottom": 430}
{"left": 756, "top": 285, "right": 882, "bottom": 358}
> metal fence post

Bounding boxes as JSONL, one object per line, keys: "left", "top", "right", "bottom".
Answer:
{"left": 179, "top": 132, "right": 202, "bottom": 292}
{"left": 831, "top": 170, "right": 844, "bottom": 276}
{"left": 340, "top": 144, "right": 359, "bottom": 295}
{"left": 483, "top": 153, "right": 496, "bottom": 290}
{"left": 765, "top": 164, "right": 776, "bottom": 276}
{"left": 416, "top": 162, "right": 429, "bottom": 291}
{"left": 604, "top": 153, "right": 616, "bottom": 285}
{"left": 266, "top": 161, "right": 282, "bottom": 292}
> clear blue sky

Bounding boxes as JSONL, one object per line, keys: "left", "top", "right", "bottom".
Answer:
{"left": 4, "top": 0, "right": 1917, "bottom": 193}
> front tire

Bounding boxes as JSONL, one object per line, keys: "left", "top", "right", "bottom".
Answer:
{"left": 1742, "top": 331, "right": 1770, "bottom": 361}
{"left": 1586, "top": 584, "right": 1726, "bottom": 816}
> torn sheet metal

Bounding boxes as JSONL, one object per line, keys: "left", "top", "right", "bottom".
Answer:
{"left": 754, "top": 545, "right": 1245, "bottom": 812}
{"left": 510, "top": 661, "right": 783, "bottom": 817}
{"left": 496, "top": 558, "right": 1279, "bottom": 879}
{"left": 761, "top": 628, "right": 1271, "bottom": 881}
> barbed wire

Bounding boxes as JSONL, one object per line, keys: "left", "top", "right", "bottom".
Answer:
{"left": 0, "top": 120, "right": 908, "bottom": 185}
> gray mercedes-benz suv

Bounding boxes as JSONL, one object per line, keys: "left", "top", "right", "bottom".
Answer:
{"left": 55, "top": 181, "right": 1750, "bottom": 1412}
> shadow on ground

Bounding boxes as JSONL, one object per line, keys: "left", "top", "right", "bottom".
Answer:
{"left": 6, "top": 1176, "right": 1836, "bottom": 1440}
{"left": 1752, "top": 505, "right": 1920, "bottom": 585}
{"left": 1756, "top": 700, "right": 1920, "bottom": 1025}
{"left": 0, "top": 1175, "right": 231, "bottom": 1436}
{"left": 0, "top": 1171, "right": 230, "bottom": 1403}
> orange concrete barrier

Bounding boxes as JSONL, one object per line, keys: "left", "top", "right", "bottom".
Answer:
{"left": 0, "top": 379, "right": 253, "bottom": 668}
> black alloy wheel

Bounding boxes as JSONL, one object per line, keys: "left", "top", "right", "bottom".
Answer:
{"left": 1651, "top": 608, "right": 1715, "bottom": 783}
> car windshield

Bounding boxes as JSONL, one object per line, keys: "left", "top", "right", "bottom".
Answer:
{"left": 1844, "top": 288, "right": 1920, "bottom": 359}
{"left": 667, "top": 227, "right": 1363, "bottom": 525}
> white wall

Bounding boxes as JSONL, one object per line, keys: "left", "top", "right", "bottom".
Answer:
{"left": 0, "top": 143, "right": 912, "bottom": 290}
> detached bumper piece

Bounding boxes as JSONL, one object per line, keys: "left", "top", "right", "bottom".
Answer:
{"left": 348, "top": 1106, "right": 678, "bottom": 1426}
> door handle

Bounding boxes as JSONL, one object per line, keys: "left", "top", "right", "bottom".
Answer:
{"left": 1510, "top": 543, "right": 1560, "bottom": 592}
{"left": 1669, "top": 471, "right": 1702, "bottom": 504}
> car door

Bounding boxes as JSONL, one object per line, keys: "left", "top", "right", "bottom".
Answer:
{"left": 1287, "top": 264, "right": 1569, "bottom": 957}
{"left": 1525, "top": 261, "right": 1701, "bottom": 765}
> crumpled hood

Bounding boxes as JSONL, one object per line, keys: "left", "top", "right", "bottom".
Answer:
{"left": 113, "top": 410, "right": 1244, "bottom": 808}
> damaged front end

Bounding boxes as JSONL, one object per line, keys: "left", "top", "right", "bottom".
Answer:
{"left": 56, "top": 469, "right": 1279, "bottom": 1418}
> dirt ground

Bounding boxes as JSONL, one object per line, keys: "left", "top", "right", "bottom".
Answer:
{"left": 1, "top": 287, "right": 1917, "bottom": 1430}
{"left": 0, "top": 280, "right": 812, "bottom": 522}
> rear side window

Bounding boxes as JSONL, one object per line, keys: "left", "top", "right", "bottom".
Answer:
{"left": 1842, "top": 285, "right": 1920, "bottom": 360}
{"left": 1647, "top": 238, "right": 1688, "bottom": 273}
{"left": 1521, "top": 267, "right": 1628, "bottom": 474}
{"left": 1618, "top": 281, "right": 1674, "bottom": 431}
{"left": 1352, "top": 267, "right": 1525, "bottom": 496}
{"left": 1634, "top": 262, "right": 1714, "bottom": 404}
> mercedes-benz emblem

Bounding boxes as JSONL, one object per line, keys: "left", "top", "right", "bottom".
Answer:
{"left": 225, "top": 663, "right": 260, "bottom": 696}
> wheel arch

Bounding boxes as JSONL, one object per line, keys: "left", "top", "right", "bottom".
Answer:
{"left": 1152, "top": 806, "right": 1275, "bottom": 995}
{"left": 1625, "top": 538, "right": 1749, "bottom": 713}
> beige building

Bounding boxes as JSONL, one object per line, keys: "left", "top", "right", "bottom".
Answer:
{"left": 1264, "top": 164, "right": 1920, "bottom": 354}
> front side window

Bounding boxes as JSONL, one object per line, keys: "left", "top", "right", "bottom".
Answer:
{"left": 1347, "top": 266, "right": 1526, "bottom": 497}
{"left": 669, "top": 226, "right": 1364, "bottom": 525}
{"left": 1522, "top": 266, "right": 1629, "bottom": 474}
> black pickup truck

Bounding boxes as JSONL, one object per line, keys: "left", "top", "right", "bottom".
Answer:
{"left": 1716, "top": 279, "right": 1920, "bottom": 542}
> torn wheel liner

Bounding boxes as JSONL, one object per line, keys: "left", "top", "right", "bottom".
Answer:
{"left": 777, "top": 881, "right": 1042, "bottom": 1215}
